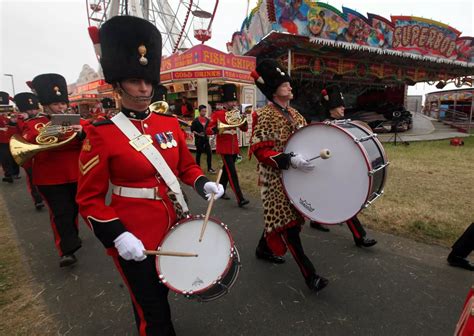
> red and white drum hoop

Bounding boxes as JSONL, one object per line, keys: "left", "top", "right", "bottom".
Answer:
{"left": 155, "top": 215, "right": 240, "bottom": 302}
{"left": 282, "top": 120, "right": 389, "bottom": 224}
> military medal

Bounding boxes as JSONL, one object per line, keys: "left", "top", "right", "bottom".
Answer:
{"left": 163, "top": 132, "right": 173, "bottom": 148}
{"left": 155, "top": 133, "right": 167, "bottom": 149}
{"left": 167, "top": 132, "right": 178, "bottom": 147}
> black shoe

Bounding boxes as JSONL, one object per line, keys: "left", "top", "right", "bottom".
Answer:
{"left": 355, "top": 237, "right": 377, "bottom": 248}
{"left": 208, "top": 168, "right": 216, "bottom": 174}
{"left": 255, "top": 247, "right": 285, "bottom": 264}
{"left": 59, "top": 254, "right": 77, "bottom": 268}
{"left": 306, "top": 274, "right": 329, "bottom": 292}
{"left": 35, "top": 202, "right": 45, "bottom": 211}
{"left": 447, "top": 254, "right": 474, "bottom": 271}
{"left": 221, "top": 193, "right": 230, "bottom": 200}
{"left": 310, "top": 221, "right": 330, "bottom": 232}
{"left": 238, "top": 198, "right": 250, "bottom": 207}
{"left": 2, "top": 177, "right": 13, "bottom": 183}
{"left": 13, "top": 175, "right": 21, "bottom": 180}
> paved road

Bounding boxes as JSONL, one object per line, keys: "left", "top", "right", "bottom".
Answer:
{"left": 1, "top": 179, "right": 471, "bottom": 336}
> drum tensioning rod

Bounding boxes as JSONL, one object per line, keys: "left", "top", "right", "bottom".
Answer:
{"left": 144, "top": 250, "right": 199, "bottom": 257}
{"left": 308, "top": 148, "right": 332, "bottom": 161}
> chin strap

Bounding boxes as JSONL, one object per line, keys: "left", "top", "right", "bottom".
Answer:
{"left": 116, "top": 82, "right": 154, "bottom": 103}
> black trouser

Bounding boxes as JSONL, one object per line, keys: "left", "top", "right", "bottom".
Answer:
{"left": 220, "top": 154, "right": 244, "bottom": 203}
{"left": 38, "top": 183, "right": 81, "bottom": 256}
{"left": 258, "top": 227, "right": 316, "bottom": 282}
{"left": 451, "top": 223, "right": 474, "bottom": 258}
{"left": 195, "top": 141, "right": 212, "bottom": 170}
{"left": 0, "top": 143, "right": 19, "bottom": 177}
{"left": 24, "top": 166, "right": 43, "bottom": 204}
{"left": 113, "top": 256, "right": 176, "bottom": 336}
{"left": 346, "top": 215, "right": 366, "bottom": 240}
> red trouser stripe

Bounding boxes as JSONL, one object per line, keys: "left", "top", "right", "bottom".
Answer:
{"left": 221, "top": 154, "right": 241, "bottom": 203}
{"left": 112, "top": 256, "right": 148, "bottom": 336}
{"left": 282, "top": 231, "right": 310, "bottom": 278}
{"left": 38, "top": 190, "right": 62, "bottom": 256}
{"left": 346, "top": 219, "right": 362, "bottom": 239}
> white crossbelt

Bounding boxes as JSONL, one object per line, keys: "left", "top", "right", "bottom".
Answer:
{"left": 112, "top": 185, "right": 161, "bottom": 200}
{"left": 111, "top": 112, "right": 188, "bottom": 212}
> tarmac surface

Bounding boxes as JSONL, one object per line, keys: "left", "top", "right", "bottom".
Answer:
{"left": 1, "top": 115, "right": 472, "bottom": 336}
{"left": 1, "top": 178, "right": 472, "bottom": 336}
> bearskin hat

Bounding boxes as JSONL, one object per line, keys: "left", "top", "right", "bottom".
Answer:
{"left": 251, "top": 59, "right": 291, "bottom": 101}
{"left": 14, "top": 92, "right": 40, "bottom": 112}
{"left": 31, "top": 74, "right": 69, "bottom": 105}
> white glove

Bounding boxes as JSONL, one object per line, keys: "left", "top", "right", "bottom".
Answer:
{"left": 290, "top": 154, "right": 315, "bottom": 172}
{"left": 203, "top": 182, "right": 225, "bottom": 201}
{"left": 113, "top": 232, "right": 146, "bottom": 262}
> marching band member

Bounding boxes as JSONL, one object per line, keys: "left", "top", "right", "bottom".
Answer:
{"left": 309, "top": 86, "right": 377, "bottom": 248}
{"left": 249, "top": 59, "right": 328, "bottom": 292}
{"left": 13, "top": 92, "right": 45, "bottom": 209}
{"left": 76, "top": 16, "right": 223, "bottom": 335}
{"left": 206, "top": 84, "right": 249, "bottom": 207}
{"left": 23, "top": 73, "right": 84, "bottom": 267}
{"left": 191, "top": 104, "right": 216, "bottom": 174}
{"left": 0, "top": 91, "right": 20, "bottom": 183}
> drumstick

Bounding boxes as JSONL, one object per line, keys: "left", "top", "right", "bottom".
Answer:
{"left": 199, "top": 169, "right": 223, "bottom": 242}
{"left": 308, "top": 148, "right": 331, "bottom": 161}
{"left": 144, "top": 250, "right": 198, "bottom": 257}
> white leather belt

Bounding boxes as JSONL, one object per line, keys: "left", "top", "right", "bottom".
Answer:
{"left": 222, "top": 129, "right": 237, "bottom": 135}
{"left": 112, "top": 185, "right": 162, "bottom": 200}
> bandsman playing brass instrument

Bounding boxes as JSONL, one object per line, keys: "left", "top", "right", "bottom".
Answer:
{"left": 16, "top": 73, "right": 84, "bottom": 267}
{"left": 0, "top": 91, "right": 20, "bottom": 183}
{"left": 13, "top": 92, "right": 45, "bottom": 210}
{"left": 206, "top": 84, "right": 249, "bottom": 207}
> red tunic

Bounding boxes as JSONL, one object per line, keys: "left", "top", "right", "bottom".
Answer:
{"left": 0, "top": 115, "right": 17, "bottom": 143}
{"left": 206, "top": 109, "right": 248, "bottom": 155}
{"left": 76, "top": 112, "right": 205, "bottom": 254}
{"left": 20, "top": 115, "right": 83, "bottom": 185}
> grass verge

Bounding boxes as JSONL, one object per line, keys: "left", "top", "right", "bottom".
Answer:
{"left": 202, "top": 136, "right": 473, "bottom": 247}
{"left": 0, "top": 194, "right": 56, "bottom": 335}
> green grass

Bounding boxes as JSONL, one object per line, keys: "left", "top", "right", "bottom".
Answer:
{"left": 201, "top": 136, "right": 474, "bottom": 247}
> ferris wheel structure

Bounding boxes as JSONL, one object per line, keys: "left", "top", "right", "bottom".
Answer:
{"left": 86, "top": 0, "right": 218, "bottom": 55}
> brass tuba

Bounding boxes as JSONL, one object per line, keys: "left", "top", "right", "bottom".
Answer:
{"left": 217, "top": 108, "right": 247, "bottom": 134}
{"left": 9, "top": 122, "right": 77, "bottom": 166}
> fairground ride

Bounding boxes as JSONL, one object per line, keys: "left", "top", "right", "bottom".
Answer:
{"left": 86, "top": 0, "right": 219, "bottom": 56}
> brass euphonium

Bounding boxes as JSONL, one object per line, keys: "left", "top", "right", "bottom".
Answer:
{"left": 217, "top": 108, "right": 247, "bottom": 134}
{"left": 9, "top": 121, "right": 77, "bottom": 166}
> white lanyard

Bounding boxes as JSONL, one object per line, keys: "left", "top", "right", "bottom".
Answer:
{"left": 111, "top": 112, "right": 189, "bottom": 213}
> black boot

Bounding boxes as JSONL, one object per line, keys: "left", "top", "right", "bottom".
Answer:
{"left": 310, "top": 221, "right": 330, "bottom": 232}
{"left": 2, "top": 176, "right": 13, "bottom": 183}
{"left": 447, "top": 252, "right": 474, "bottom": 271}
{"left": 35, "top": 202, "right": 45, "bottom": 211}
{"left": 238, "top": 198, "right": 249, "bottom": 207}
{"left": 354, "top": 237, "right": 377, "bottom": 248}
{"left": 306, "top": 274, "right": 329, "bottom": 292}
{"left": 59, "top": 254, "right": 77, "bottom": 268}
{"left": 255, "top": 246, "right": 285, "bottom": 264}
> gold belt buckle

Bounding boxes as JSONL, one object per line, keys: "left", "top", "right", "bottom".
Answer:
{"left": 129, "top": 134, "right": 153, "bottom": 152}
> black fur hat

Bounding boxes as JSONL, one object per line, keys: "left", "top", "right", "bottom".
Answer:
{"left": 221, "top": 84, "right": 237, "bottom": 102}
{"left": 31, "top": 73, "right": 69, "bottom": 105}
{"left": 151, "top": 84, "right": 168, "bottom": 103}
{"left": 14, "top": 92, "right": 40, "bottom": 112}
{"left": 251, "top": 58, "right": 291, "bottom": 101}
{"left": 101, "top": 97, "right": 115, "bottom": 109}
{"left": 0, "top": 91, "right": 10, "bottom": 105}
{"left": 99, "top": 16, "right": 162, "bottom": 85}
{"left": 320, "top": 85, "right": 345, "bottom": 110}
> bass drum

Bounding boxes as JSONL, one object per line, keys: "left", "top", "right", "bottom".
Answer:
{"left": 281, "top": 120, "right": 388, "bottom": 224}
{"left": 155, "top": 215, "right": 240, "bottom": 302}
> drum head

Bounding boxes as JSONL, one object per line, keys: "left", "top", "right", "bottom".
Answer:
{"left": 282, "top": 123, "right": 371, "bottom": 224}
{"left": 157, "top": 217, "right": 233, "bottom": 294}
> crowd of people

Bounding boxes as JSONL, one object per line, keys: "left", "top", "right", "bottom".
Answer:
{"left": 0, "top": 14, "right": 472, "bottom": 336}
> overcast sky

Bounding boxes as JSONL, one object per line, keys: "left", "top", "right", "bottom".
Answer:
{"left": 1, "top": 0, "right": 472, "bottom": 98}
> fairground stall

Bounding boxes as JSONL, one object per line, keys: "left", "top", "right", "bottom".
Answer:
{"left": 424, "top": 87, "right": 473, "bottom": 132}
{"left": 160, "top": 44, "right": 257, "bottom": 148}
{"left": 227, "top": 1, "right": 474, "bottom": 133}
